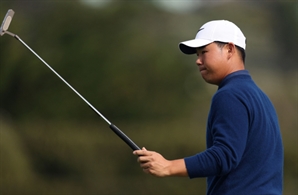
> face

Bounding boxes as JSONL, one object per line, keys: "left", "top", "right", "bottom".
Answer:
{"left": 196, "top": 43, "right": 230, "bottom": 85}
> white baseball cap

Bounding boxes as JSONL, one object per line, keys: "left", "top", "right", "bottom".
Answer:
{"left": 179, "top": 20, "right": 246, "bottom": 54}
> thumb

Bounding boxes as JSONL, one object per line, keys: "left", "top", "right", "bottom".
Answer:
{"left": 142, "top": 147, "right": 147, "bottom": 151}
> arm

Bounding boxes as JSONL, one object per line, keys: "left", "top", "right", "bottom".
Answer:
{"left": 133, "top": 91, "right": 249, "bottom": 178}
{"left": 133, "top": 147, "right": 188, "bottom": 177}
{"left": 185, "top": 91, "right": 249, "bottom": 178}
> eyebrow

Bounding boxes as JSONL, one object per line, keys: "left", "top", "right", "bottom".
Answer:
{"left": 199, "top": 45, "right": 207, "bottom": 50}
{"left": 196, "top": 45, "right": 207, "bottom": 53}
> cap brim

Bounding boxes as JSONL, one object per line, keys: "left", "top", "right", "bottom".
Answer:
{"left": 179, "top": 39, "right": 213, "bottom": 55}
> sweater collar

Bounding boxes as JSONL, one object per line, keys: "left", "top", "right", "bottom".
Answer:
{"left": 218, "top": 70, "right": 250, "bottom": 89}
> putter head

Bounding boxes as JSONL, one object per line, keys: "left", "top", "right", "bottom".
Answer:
{"left": 0, "top": 9, "right": 15, "bottom": 36}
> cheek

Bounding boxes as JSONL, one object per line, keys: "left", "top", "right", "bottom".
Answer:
{"left": 207, "top": 55, "right": 224, "bottom": 70}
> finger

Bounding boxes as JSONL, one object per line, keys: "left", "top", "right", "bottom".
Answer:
{"left": 140, "top": 162, "right": 152, "bottom": 171}
{"left": 138, "top": 155, "right": 151, "bottom": 163}
{"left": 142, "top": 166, "right": 156, "bottom": 176}
{"left": 133, "top": 149, "right": 151, "bottom": 156}
{"left": 133, "top": 147, "right": 148, "bottom": 155}
{"left": 133, "top": 149, "right": 143, "bottom": 156}
{"left": 142, "top": 167, "right": 150, "bottom": 174}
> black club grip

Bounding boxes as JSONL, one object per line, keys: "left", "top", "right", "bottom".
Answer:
{"left": 109, "top": 124, "right": 141, "bottom": 151}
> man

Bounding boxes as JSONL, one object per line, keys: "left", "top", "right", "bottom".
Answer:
{"left": 133, "top": 20, "right": 283, "bottom": 194}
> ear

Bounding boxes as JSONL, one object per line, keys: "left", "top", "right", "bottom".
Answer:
{"left": 226, "top": 43, "right": 236, "bottom": 60}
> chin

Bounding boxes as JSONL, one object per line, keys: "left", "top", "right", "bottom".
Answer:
{"left": 202, "top": 77, "right": 218, "bottom": 85}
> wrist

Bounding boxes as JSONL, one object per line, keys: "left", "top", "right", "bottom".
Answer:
{"left": 168, "top": 159, "right": 188, "bottom": 177}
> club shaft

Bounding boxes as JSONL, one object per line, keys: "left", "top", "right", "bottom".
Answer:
{"left": 1, "top": 9, "right": 140, "bottom": 151}
{"left": 14, "top": 35, "right": 111, "bottom": 125}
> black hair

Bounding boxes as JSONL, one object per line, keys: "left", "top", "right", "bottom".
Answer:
{"left": 214, "top": 41, "right": 246, "bottom": 63}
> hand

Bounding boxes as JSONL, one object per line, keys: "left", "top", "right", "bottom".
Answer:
{"left": 133, "top": 147, "right": 172, "bottom": 177}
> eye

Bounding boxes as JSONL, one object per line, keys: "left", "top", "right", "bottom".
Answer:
{"left": 196, "top": 48, "right": 207, "bottom": 56}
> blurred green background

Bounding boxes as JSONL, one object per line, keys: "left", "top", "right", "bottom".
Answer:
{"left": 0, "top": 0, "right": 297, "bottom": 194}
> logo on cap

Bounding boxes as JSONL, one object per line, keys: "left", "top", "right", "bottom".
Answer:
{"left": 197, "top": 28, "right": 204, "bottom": 33}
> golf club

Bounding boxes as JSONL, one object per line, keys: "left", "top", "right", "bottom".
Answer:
{"left": 1, "top": 9, "right": 141, "bottom": 151}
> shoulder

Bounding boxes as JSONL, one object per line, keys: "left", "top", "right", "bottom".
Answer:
{"left": 210, "top": 85, "right": 250, "bottom": 115}
{"left": 212, "top": 88, "right": 240, "bottom": 107}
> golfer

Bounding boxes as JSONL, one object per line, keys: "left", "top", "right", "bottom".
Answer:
{"left": 133, "top": 20, "right": 283, "bottom": 194}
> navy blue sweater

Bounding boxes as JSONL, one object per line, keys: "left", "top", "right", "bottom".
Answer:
{"left": 184, "top": 70, "right": 283, "bottom": 195}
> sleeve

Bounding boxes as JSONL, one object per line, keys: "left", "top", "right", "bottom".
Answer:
{"left": 184, "top": 91, "right": 249, "bottom": 178}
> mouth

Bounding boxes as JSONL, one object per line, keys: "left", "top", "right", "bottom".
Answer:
{"left": 199, "top": 66, "right": 207, "bottom": 72}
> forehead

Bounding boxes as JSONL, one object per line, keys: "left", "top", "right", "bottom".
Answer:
{"left": 196, "top": 42, "right": 215, "bottom": 52}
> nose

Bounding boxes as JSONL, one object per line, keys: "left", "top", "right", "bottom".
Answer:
{"left": 196, "top": 56, "right": 203, "bottom": 66}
